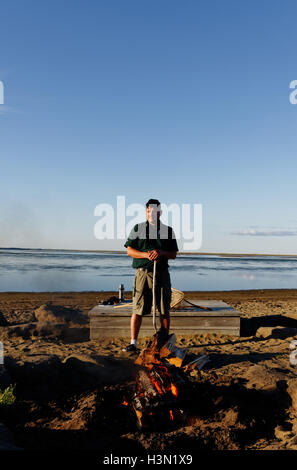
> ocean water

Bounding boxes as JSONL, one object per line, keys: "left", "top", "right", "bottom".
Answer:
{"left": 0, "top": 248, "right": 297, "bottom": 292}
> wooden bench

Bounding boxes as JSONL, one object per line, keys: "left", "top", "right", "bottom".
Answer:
{"left": 89, "top": 299, "right": 241, "bottom": 338}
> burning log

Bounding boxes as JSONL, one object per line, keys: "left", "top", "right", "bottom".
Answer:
{"left": 132, "top": 364, "right": 186, "bottom": 429}
{"left": 129, "top": 329, "right": 209, "bottom": 429}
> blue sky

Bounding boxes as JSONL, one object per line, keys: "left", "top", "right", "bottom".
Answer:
{"left": 1, "top": 0, "right": 297, "bottom": 253}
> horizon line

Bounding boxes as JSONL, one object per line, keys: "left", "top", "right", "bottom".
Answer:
{"left": 0, "top": 246, "right": 296, "bottom": 257}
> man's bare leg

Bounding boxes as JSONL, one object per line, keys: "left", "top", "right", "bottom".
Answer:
{"left": 160, "top": 312, "right": 170, "bottom": 334}
{"left": 131, "top": 313, "right": 142, "bottom": 342}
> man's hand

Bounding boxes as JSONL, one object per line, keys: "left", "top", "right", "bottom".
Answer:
{"left": 147, "top": 249, "right": 161, "bottom": 260}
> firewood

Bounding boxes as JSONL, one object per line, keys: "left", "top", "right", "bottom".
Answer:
{"left": 182, "top": 354, "right": 209, "bottom": 372}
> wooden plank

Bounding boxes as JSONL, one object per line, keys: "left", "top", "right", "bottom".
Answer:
{"left": 90, "top": 311, "right": 239, "bottom": 317}
{"left": 89, "top": 300, "right": 239, "bottom": 317}
{"left": 90, "top": 317, "right": 238, "bottom": 327}
{"left": 90, "top": 325, "right": 240, "bottom": 339}
{"left": 89, "top": 299, "right": 241, "bottom": 338}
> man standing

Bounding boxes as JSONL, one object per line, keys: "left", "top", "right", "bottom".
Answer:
{"left": 124, "top": 199, "right": 178, "bottom": 352}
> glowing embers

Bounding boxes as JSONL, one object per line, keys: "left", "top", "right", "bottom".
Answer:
{"left": 132, "top": 362, "right": 186, "bottom": 429}
{"left": 171, "top": 383, "right": 178, "bottom": 398}
{"left": 129, "top": 329, "right": 209, "bottom": 430}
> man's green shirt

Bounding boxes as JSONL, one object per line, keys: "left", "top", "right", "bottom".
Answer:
{"left": 124, "top": 221, "right": 179, "bottom": 270}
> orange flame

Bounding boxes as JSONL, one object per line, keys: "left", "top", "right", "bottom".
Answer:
{"left": 153, "top": 380, "right": 164, "bottom": 395}
{"left": 171, "top": 383, "right": 178, "bottom": 398}
{"left": 122, "top": 400, "right": 129, "bottom": 406}
{"left": 169, "top": 409, "right": 174, "bottom": 420}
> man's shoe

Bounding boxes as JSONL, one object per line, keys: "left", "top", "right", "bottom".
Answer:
{"left": 123, "top": 344, "right": 137, "bottom": 353}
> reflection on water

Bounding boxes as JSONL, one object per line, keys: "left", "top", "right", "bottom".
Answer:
{"left": 241, "top": 274, "right": 255, "bottom": 281}
{"left": 0, "top": 249, "right": 297, "bottom": 292}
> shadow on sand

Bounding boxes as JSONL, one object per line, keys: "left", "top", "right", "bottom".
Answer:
{"left": 240, "top": 314, "right": 297, "bottom": 337}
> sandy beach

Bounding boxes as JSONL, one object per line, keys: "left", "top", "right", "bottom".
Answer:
{"left": 1, "top": 289, "right": 297, "bottom": 452}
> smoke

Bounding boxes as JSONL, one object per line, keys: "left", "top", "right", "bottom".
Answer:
{"left": 0, "top": 201, "right": 45, "bottom": 248}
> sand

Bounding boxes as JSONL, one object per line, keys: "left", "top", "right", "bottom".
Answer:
{"left": 1, "top": 289, "right": 297, "bottom": 452}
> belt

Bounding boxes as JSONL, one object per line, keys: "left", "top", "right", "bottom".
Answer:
{"left": 137, "top": 267, "right": 168, "bottom": 273}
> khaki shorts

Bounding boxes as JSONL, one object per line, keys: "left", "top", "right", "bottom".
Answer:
{"left": 132, "top": 268, "right": 172, "bottom": 316}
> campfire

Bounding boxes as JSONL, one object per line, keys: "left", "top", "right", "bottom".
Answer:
{"left": 123, "top": 329, "right": 209, "bottom": 430}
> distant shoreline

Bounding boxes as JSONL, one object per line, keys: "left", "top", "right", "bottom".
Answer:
{"left": 0, "top": 247, "right": 296, "bottom": 257}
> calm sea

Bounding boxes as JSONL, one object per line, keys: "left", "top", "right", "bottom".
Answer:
{"left": 0, "top": 248, "right": 297, "bottom": 292}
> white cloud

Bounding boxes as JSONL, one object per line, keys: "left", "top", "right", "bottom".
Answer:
{"left": 232, "top": 229, "right": 297, "bottom": 237}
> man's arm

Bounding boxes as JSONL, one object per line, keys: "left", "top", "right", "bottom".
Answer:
{"left": 126, "top": 246, "right": 176, "bottom": 261}
{"left": 158, "top": 249, "right": 177, "bottom": 260}
{"left": 126, "top": 246, "right": 149, "bottom": 259}
{"left": 145, "top": 249, "right": 177, "bottom": 260}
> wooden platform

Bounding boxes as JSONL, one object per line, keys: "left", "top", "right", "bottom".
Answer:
{"left": 89, "top": 299, "right": 241, "bottom": 338}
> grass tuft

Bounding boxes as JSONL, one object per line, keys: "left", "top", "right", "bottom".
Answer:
{"left": 0, "top": 385, "right": 16, "bottom": 406}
